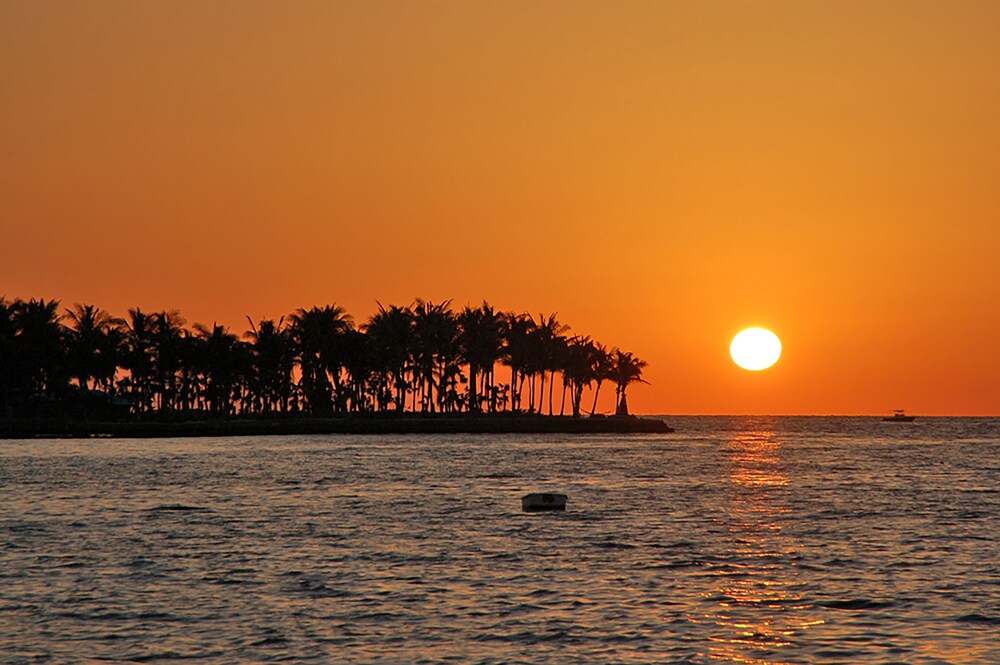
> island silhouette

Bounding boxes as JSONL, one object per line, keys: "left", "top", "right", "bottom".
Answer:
{"left": 0, "top": 297, "right": 669, "bottom": 437}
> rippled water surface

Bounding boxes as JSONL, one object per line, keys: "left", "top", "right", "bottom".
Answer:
{"left": 2, "top": 417, "right": 998, "bottom": 663}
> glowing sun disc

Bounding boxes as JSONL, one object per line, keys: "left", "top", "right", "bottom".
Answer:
{"left": 730, "top": 328, "right": 782, "bottom": 371}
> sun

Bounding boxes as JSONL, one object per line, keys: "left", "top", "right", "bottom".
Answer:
{"left": 730, "top": 328, "right": 782, "bottom": 371}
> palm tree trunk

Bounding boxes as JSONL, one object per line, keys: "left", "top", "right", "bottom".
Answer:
{"left": 468, "top": 364, "right": 478, "bottom": 413}
{"left": 549, "top": 370, "right": 556, "bottom": 416}
{"left": 480, "top": 372, "right": 488, "bottom": 412}
{"left": 395, "top": 371, "right": 406, "bottom": 413}
{"left": 538, "top": 372, "right": 546, "bottom": 414}
{"left": 548, "top": 370, "right": 555, "bottom": 415}
{"left": 590, "top": 380, "right": 603, "bottom": 416}
{"left": 488, "top": 366, "right": 496, "bottom": 413}
{"left": 509, "top": 366, "right": 516, "bottom": 412}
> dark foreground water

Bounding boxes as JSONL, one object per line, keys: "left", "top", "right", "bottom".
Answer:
{"left": 1, "top": 417, "right": 998, "bottom": 664}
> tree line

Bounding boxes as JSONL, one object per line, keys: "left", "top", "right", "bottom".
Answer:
{"left": 0, "top": 297, "right": 648, "bottom": 419}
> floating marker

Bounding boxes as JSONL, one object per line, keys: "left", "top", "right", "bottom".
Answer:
{"left": 522, "top": 492, "right": 567, "bottom": 512}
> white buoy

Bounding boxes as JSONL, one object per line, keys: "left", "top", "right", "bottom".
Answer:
{"left": 521, "top": 492, "right": 567, "bottom": 512}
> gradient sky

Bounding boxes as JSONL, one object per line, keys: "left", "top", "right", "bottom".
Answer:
{"left": 2, "top": 2, "right": 999, "bottom": 415}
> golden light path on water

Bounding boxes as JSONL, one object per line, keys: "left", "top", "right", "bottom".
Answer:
{"left": 694, "top": 429, "right": 824, "bottom": 664}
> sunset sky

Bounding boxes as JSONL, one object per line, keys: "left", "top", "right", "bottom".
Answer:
{"left": 2, "top": 2, "right": 999, "bottom": 415}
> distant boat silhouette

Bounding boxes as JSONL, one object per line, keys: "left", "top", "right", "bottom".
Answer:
{"left": 883, "top": 409, "right": 916, "bottom": 422}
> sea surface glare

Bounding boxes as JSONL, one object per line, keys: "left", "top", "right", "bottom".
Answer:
{"left": 1, "top": 417, "right": 998, "bottom": 664}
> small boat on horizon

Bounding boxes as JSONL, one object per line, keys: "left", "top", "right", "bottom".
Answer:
{"left": 883, "top": 409, "right": 916, "bottom": 422}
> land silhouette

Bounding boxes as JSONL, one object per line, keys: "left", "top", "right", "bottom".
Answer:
{"left": 0, "top": 297, "right": 668, "bottom": 436}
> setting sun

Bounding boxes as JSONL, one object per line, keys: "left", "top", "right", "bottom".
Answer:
{"left": 730, "top": 328, "right": 782, "bottom": 371}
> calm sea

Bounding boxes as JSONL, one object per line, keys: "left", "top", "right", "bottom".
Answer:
{"left": 1, "top": 417, "right": 998, "bottom": 664}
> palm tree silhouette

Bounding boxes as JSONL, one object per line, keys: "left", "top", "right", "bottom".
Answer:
{"left": 122, "top": 308, "right": 155, "bottom": 413}
{"left": 411, "top": 299, "right": 458, "bottom": 413}
{"left": 65, "top": 303, "right": 123, "bottom": 393}
{"left": 94, "top": 324, "right": 125, "bottom": 396}
{"left": 501, "top": 312, "right": 535, "bottom": 413}
{"left": 532, "top": 313, "right": 569, "bottom": 415}
{"left": 175, "top": 328, "right": 201, "bottom": 412}
{"left": 479, "top": 303, "right": 506, "bottom": 413}
{"left": 4, "top": 296, "right": 653, "bottom": 420}
{"left": 0, "top": 298, "right": 20, "bottom": 416}
{"left": 193, "top": 323, "right": 242, "bottom": 415}
{"left": 586, "top": 343, "right": 613, "bottom": 416}
{"left": 458, "top": 302, "right": 504, "bottom": 413}
{"left": 340, "top": 329, "right": 373, "bottom": 413}
{"left": 611, "top": 349, "right": 648, "bottom": 416}
{"left": 562, "top": 335, "right": 597, "bottom": 417}
{"left": 362, "top": 303, "right": 414, "bottom": 413}
{"left": 245, "top": 317, "right": 294, "bottom": 414}
{"left": 151, "top": 310, "right": 187, "bottom": 413}
{"left": 13, "top": 298, "right": 67, "bottom": 398}
{"left": 289, "top": 304, "right": 353, "bottom": 415}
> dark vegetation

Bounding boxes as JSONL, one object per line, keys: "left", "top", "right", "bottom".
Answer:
{"left": 0, "top": 298, "right": 652, "bottom": 426}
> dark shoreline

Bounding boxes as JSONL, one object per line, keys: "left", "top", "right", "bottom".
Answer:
{"left": 0, "top": 415, "right": 674, "bottom": 439}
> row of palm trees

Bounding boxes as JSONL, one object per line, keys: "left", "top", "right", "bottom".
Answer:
{"left": 0, "top": 297, "right": 649, "bottom": 419}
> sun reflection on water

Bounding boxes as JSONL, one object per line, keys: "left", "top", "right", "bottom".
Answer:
{"left": 696, "top": 428, "right": 824, "bottom": 664}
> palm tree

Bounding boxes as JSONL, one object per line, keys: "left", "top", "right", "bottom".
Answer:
{"left": 362, "top": 303, "right": 413, "bottom": 413}
{"left": 289, "top": 304, "right": 353, "bottom": 414}
{"left": 480, "top": 306, "right": 507, "bottom": 413}
{"left": 457, "top": 302, "right": 504, "bottom": 413}
{"left": 340, "top": 328, "right": 373, "bottom": 413}
{"left": 501, "top": 312, "right": 534, "bottom": 413}
{"left": 193, "top": 323, "right": 242, "bottom": 415}
{"left": 122, "top": 308, "right": 155, "bottom": 413}
{"left": 93, "top": 324, "right": 125, "bottom": 395}
{"left": 562, "top": 336, "right": 595, "bottom": 417}
{"left": 588, "top": 343, "right": 614, "bottom": 416}
{"left": 0, "top": 298, "right": 21, "bottom": 416}
{"left": 174, "top": 329, "right": 201, "bottom": 412}
{"left": 611, "top": 349, "right": 648, "bottom": 416}
{"left": 550, "top": 333, "right": 570, "bottom": 415}
{"left": 245, "top": 317, "right": 294, "bottom": 414}
{"left": 64, "top": 303, "right": 123, "bottom": 393}
{"left": 150, "top": 310, "right": 187, "bottom": 413}
{"left": 411, "top": 299, "right": 458, "bottom": 413}
{"left": 532, "top": 313, "right": 569, "bottom": 415}
{"left": 13, "top": 298, "right": 67, "bottom": 397}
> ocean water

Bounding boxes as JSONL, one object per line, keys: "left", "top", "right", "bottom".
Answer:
{"left": 1, "top": 416, "right": 998, "bottom": 664}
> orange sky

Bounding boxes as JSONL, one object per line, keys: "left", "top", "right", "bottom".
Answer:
{"left": 2, "top": 2, "right": 999, "bottom": 415}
